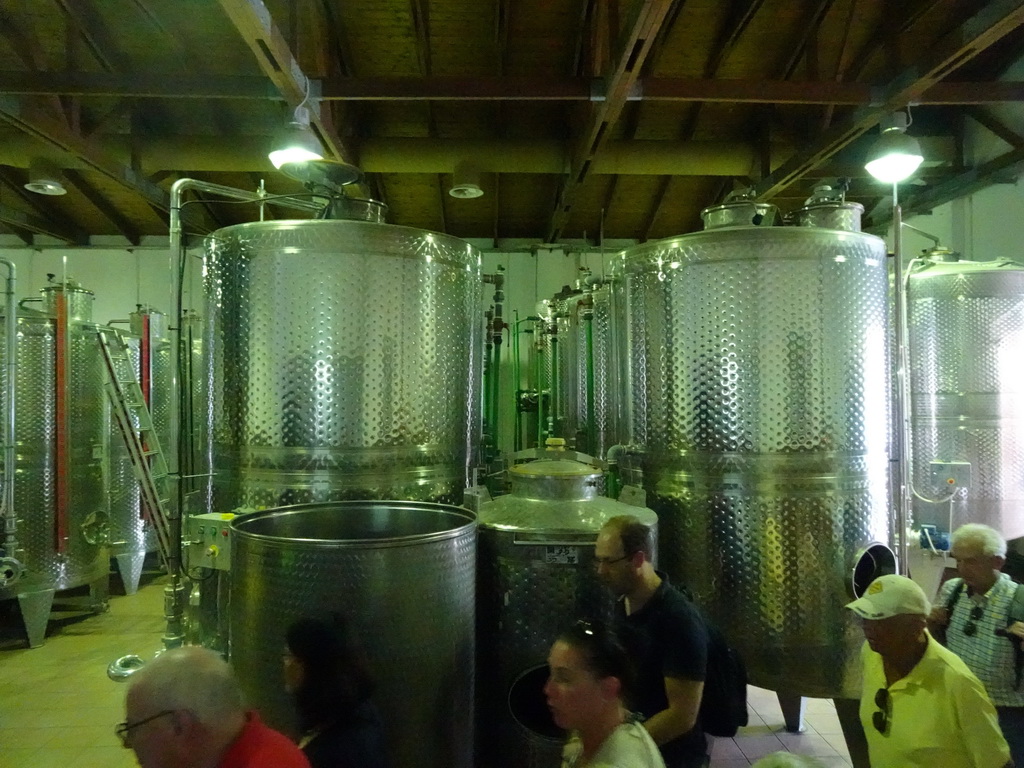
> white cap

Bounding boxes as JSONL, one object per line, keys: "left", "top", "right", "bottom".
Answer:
{"left": 845, "top": 574, "right": 931, "bottom": 619}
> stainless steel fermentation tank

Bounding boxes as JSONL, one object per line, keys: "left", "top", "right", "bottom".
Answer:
{"left": 230, "top": 501, "right": 476, "bottom": 768}
{"left": 204, "top": 218, "right": 482, "bottom": 510}
{"left": 107, "top": 309, "right": 172, "bottom": 594}
{"left": 907, "top": 255, "right": 1024, "bottom": 541}
{"left": 551, "top": 284, "right": 618, "bottom": 458}
{"left": 477, "top": 457, "right": 657, "bottom": 768}
{"left": 619, "top": 202, "right": 892, "bottom": 697}
{"left": 0, "top": 282, "right": 110, "bottom": 647}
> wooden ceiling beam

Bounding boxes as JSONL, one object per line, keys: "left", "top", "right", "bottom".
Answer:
{"left": 215, "top": 0, "right": 354, "bottom": 165}
{"left": 0, "top": 95, "right": 170, "bottom": 212}
{"left": 703, "top": 0, "right": 768, "bottom": 78}
{"left": 752, "top": 0, "right": 1024, "bottom": 202}
{"left": 6, "top": 72, "right": 1024, "bottom": 106}
{"left": 62, "top": 169, "right": 141, "bottom": 245}
{"left": 547, "top": 0, "right": 683, "bottom": 241}
{"left": 779, "top": 0, "right": 838, "bottom": 80}
{"left": 0, "top": 201, "right": 86, "bottom": 244}
{"left": 962, "top": 105, "right": 1024, "bottom": 150}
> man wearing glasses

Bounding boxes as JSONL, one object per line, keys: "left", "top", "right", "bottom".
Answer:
{"left": 118, "top": 646, "right": 310, "bottom": 768}
{"left": 929, "top": 524, "right": 1024, "bottom": 767}
{"left": 594, "top": 515, "right": 709, "bottom": 768}
{"left": 847, "top": 573, "right": 1011, "bottom": 767}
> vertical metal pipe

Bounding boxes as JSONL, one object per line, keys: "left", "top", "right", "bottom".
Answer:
{"left": 512, "top": 312, "right": 522, "bottom": 453}
{"left": 534, "top": 326, "right": 545, "bottom": 445}
{"left": 53, "top": 289, "right": 69, "bottom": 554}
{"left": 549, "top": 333, "right": 560, "bottom": 438}
{"left": 0, "top": 259, "right": 17, "bottom": 556}
{"left": 891, "top": 192, "right": 911, "bottom": 573}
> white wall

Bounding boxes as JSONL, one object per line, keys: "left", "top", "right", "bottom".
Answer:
{"left": 0, "top": 241, "right": 204, "bottom": 325}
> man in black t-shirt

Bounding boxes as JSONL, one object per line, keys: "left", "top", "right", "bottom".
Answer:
{"left": 595, "top": 515, "right": 709, "bottom": 768}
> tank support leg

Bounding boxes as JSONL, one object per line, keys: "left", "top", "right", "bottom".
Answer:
{"left": 115, "top": 551, "right": 146, "bottom": 595}
{"left": 17, "top": 588, "right": 55, "bottom": 648}
{"left": 777, "top": 692, "right": 806, "bottom": 732}
{"left": 834, "top": 698, "right": 870, "bottom": 768}
{"left": 89, "top": 575, "right": 109, "bottom": 613}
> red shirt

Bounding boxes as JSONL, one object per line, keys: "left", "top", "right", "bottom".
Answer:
{"left": 218, "top": 712, "right": 310, "bottom": 768}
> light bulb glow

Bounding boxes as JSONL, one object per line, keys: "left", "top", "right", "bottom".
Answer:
{"left": 865, "top": 152, "right": 924, "bottom": 183}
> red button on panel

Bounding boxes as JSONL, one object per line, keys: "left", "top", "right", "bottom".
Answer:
{"left": 221, "top": 528, "right": 229, "bottom": 537}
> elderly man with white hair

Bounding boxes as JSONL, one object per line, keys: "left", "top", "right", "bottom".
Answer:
{"left": 929, "top": 523, "right": 1024, "bottom": 766}
{"left": 119, "top": 646, "right": 310, "bottom": 768}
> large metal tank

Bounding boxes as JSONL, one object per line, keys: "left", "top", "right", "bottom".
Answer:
{"left": 229, "top": 501, "right": 475, "bottom": 768}
{"left": 0, "top": 281, "right": 110, "bottom": 646}
{"left": 552, "top": 283, "right": 618, "bottom": 458}
{"left": 907, "top": 255, "right": 1024, "bottom": 540}
{"left": 204, "top": 218, "right": 482, "bottom": 511}
{"left": 477, "top": 457, "right": 658, "bottom": 768}
{"left": 619, "top": 210, "right": 892, "bottom": 697}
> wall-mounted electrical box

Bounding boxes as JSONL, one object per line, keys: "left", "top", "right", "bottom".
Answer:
{"left": 187, "top": 512, "right": 235, "bottom": 571}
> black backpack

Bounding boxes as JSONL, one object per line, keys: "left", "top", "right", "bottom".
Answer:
{"left": 698, "top": 617, "right": 749, "bottom": 737}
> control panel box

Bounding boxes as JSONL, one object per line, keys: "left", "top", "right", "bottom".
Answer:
{"left": 187, "top": 512, "right": 235, "bottom": 571}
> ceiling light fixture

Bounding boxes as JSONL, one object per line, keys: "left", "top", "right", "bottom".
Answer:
{"left": 449, "top": 161, "right": 484, "bottom": 199}
{"left": 864, "top": 111, "right": 924, "bottom": 184}
{"left": 268, "top": 76, "right": 324, "bottom": 170}
{"left": 24, "top": 158, "right": 67, "bottom": 196}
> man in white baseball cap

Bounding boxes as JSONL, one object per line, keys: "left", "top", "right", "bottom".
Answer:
{"left": 847, "top": 574, "right": 1012, "bottom": 767}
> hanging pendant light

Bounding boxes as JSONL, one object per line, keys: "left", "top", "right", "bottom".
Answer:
{"left": 865, "top": 111, "right": 924, "bottom": 184}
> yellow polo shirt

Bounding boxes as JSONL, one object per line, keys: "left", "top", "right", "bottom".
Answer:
{"left": 860, "top": 632, "right": 1010, "bottom": 767}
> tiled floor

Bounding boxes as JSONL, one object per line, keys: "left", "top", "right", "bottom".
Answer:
{"left": 0, "top": 567, "right": 166, "bottom": 768}
{"left": 0, "top": 568, "right": 853, "bottom": 768}
{"left": 711, "top": 688, "right": 853, "bottom": 767}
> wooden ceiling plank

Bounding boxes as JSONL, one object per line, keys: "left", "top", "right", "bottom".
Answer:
{"left": 548, "top": 0, "right": 683, "bottom": 241}
{"left": 640, "top": 175, "right": 673, "bottom": 241}
{"left": 0, "top": 95, "right": 170, "bottom": 212}
{"left": 317, "top": 0, "right": 354, "bottom": 77}
{"left": 409, "top": 0, "right": 433, "bottom": 76}
{"left": 215, "top": 0, "right": 354, "bottom": 164}
{"left": 962, "top": 105, "right": 1024, "bottom": 150}
{"left": 752, "top": 0, "right": 1024, "bottom": 202}
{"left": 62, "top": 169, "right": 141, "bottom": 245}
{"left": 0, "top": 201, "right": 84, "bottom": 243}
{"left": 843, "top": 0, "right": 944, "bottom": 81}
{"left": 779, "top": 0, "right": 838, "bottom": 80}
{"left": 703, "top": 0, "right": 769, "bottom": 78}
{"left": 54, "top": 0, "right": 128, "bottom": 72}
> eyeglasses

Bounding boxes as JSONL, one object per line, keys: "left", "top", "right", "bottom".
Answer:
{"left": 592, "top": 554, "right": 630, "bottom": 568}
{"left": 963, "top": 605, "right": 984, "bottom": 637}
{"left": 115, "top": 710, "right": 177, "bottom": 747}
{"left": 872, "top": 687, "right": 891, "bottom": 735}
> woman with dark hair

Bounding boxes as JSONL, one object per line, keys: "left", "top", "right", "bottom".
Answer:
{"left": 283, "top": 615, "right": 389, "bottom": 768}
{"left": 545, "top": 620, "right": 665, "bottom": 768}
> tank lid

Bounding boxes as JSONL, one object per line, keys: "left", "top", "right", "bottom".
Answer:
{"left": 511, "top": 459, "right": 602, "bottom": 478}
{"left": 700, "top": 190, "right": 777, "bottom": 230}
{"left": 923, "top": 246, "right": 960, "bottom": 262}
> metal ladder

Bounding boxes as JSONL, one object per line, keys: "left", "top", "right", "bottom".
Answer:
{"left": 97, "top": 328, "right": 176, "bottom": 570}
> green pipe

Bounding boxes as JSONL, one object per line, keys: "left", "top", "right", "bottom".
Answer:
{"left": 583, "top": 307, "right": 596, "bottom": 455}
